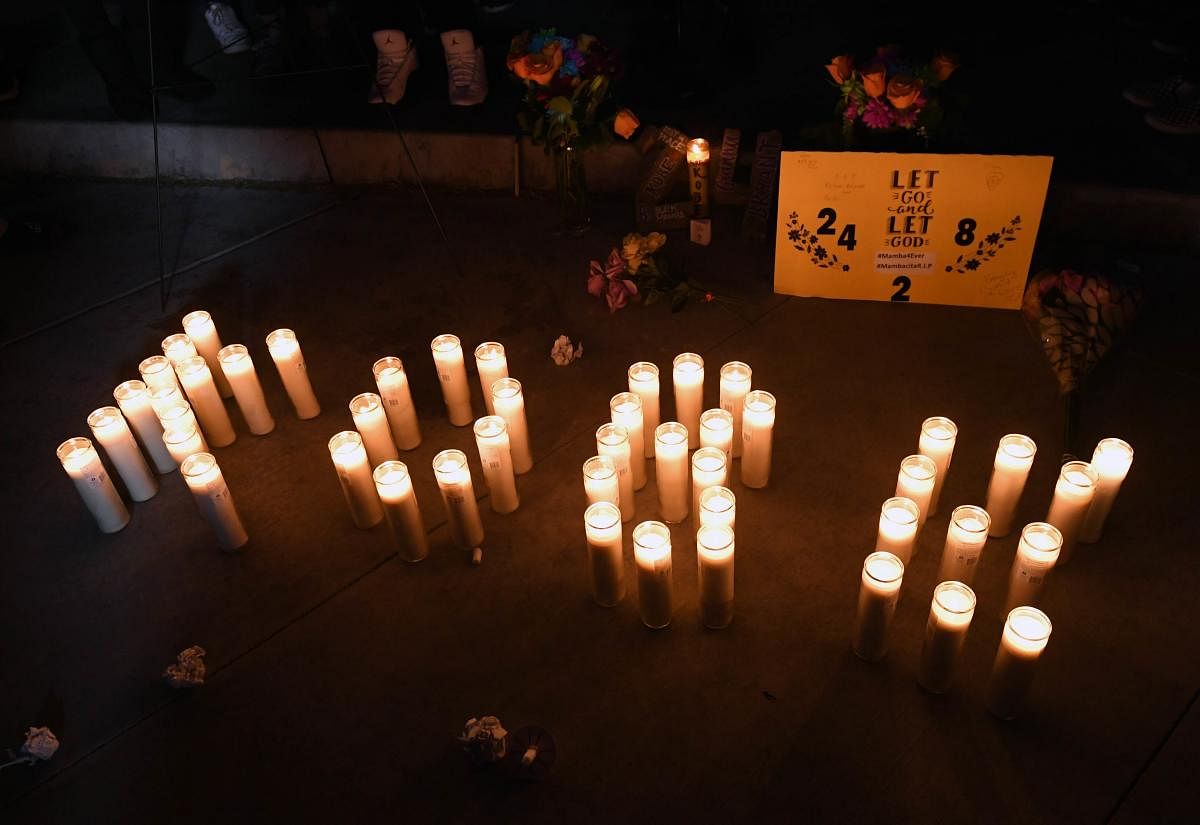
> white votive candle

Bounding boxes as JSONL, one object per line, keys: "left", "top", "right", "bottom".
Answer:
{"left": 741, "top": 390, "right": 776, "bottom": 489}
{"left": 87, "top": 406, "right": 158, "bottom": 502}
{"left": 582, "top": 455, "right": 620, "bottom": 507}
{"left": 491, "top": 378, "right": 532, "bottom": 474}
{"left": 698, "top": 485, "right": 736, "bottom": 531}
{"left": 218, "top": 344, "right": 275, "bottom": 435}
{"left": 373, "top": 460, "right": 429, "bottom": 562}
{"left": 474, "top": 415, "right": 519, "bottom": 514}
{"left": 584, "top": 501, "right": 624, "bottom": 606}
{"left": 149, "top": 384, "right": 184, "bottom": 419}
{"left": 1045, "top": 461, "right": 1098, "bottom": 565}
{"left": 936, "top": 505, "right": 991, "bottom": 586}
{"left": 918, "top": 581, "right": 976, "bottom": 694}
{"left": 852, "top": 551, "right": 905, "bottom": 661}
{"left": 474, "top": 342, "right": 508, "bottom": 416}
{"left": 918, "top": 416, "right": 958, "bottom": 517}
{"left": 139, "top": 354, "right": 180, "bottom": 392}
{"left": 610, "top": 392, "right": 647, "bottom": 491}
{"left": 182, "top": 310, "right": 233, "bottom": 397}
{"left": 634, "top": 520, "right": 673, "bottom": 629}
{"left": 655, "top": 422, "right": 690, "bottom": 524}
{"left": 113, "top": 379, "right": 176, "bottom": 474}
{"left": 697, "top": 524, "right": 735, "bottom": 629}
{"left": 372, "top": 357, "right": 422, "bottom": 450}
{"left": 985, "top": 434, "right": 1037, "bottom": 537}
{"left": 699, "top": 408, "right": 734, "bottom": 461}
{"left": 433, "top": 449, "right": 485, "bottom": 550}
{"left": 163, "top": 422, "right": 207, "bottom": 466}
{"left": 175, "top": 355, "right": 236, "bottom": 447}
{"left": 691, "top": 447, "right": 728, "bottom": 524}
{"left": 431, "top": 334, "right": 473, "bottom": 426}
{"left": 596, "top": 423, "right": 635, "bottom": 523}
{"left": 628, "top": 362, "right": 660, "bottom": 459}
{"left": 328, "top": 431, "right": 383, "bottom": 529}
{"left": 180, "top": 452, "right": 248, "bottom": 550}
{"left": 987, "top": 607, "right": 1052, "bottom": 720}
{"left": 56, "top": 437, "right": 129, "bottom": 533}
{"left": 1005, "top": 522, "right": 1062, "bottom": 613}
{"left": 1080, "top": 437, "right": 1134, "bottom": 544}
{"left": 876, "top": 497, "right": 920, "bottom": 565}
{"left": 896, "top": 454, "right": 937, "bottom": 531}
{"left": 156, "top": 400, "right": 205, "bottom": 449}
{"left": 266, "top": 328, "right": 321, "bottom": 419}
{"left": 719, "top": 361, "right": 752, "bottom": 458}
{"left": 350, "top": 392, "right": 398, "bottom": 468}
{"left": 673, "top": 353, "right": 704, "bottom": 449}
{"left": 161, "top": 333, "right": 197, "bottom": 367}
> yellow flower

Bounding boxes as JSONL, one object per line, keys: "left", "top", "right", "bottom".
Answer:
{"left": 621, "top": 232, "right": 667, "bottom": 273}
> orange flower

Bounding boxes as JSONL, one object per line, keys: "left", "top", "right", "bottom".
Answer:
{"left": 860, "top": 63, "right": 886, "bottom": 98}
{"left": 886, "top": 74, "right": 923, "bottom": 110}
{"left": 613, "top": 108, "right": 640, "bottom": 139}
{"left": 931, "top": 51, "right": 959, "bottom": 82}
{"left": 825, "top": 54, "right": 853, "bottom": 84}
{"left": 511, "top": 41, "right": 564, "bottom": 85}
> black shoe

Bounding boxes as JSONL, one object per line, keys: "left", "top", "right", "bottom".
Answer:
{"left": 252, "top": 23, "right": 288, "bottom": 76}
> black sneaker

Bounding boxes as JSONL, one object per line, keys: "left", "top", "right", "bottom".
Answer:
{"left": 1122, "top": 75, "right": 1195, "bottom": 108}
{"left": 1146, "top": 95, "right": 1200, "bottom": 135}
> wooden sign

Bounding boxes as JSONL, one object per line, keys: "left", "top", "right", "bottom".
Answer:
{"left": 774, "top": 152, "right": 1053, "bottom": 309}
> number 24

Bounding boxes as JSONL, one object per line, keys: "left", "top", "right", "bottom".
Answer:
{"left": 816, "top": 208, "right": 857, "bottom": 251}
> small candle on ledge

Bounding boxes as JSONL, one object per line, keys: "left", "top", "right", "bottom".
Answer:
{"left": 582, "top": 455, "right": 620, "bottom": 507}
{"left": 372, "top": 357, "right": 422, "bottom": 450}
{"left": 741, "top": 390, "right": 776, "bottom": 489}
{"left": 610, "top": 392, "right": 647, "bottom": 491}
{"left": 584, "top": 501, "right": 624, "bottom": 607}
{"left": 697, "top": 524, "right": 735, "bottom": 629}
{"left": 491, "top": 378, "right": 533, "bottom": 474}
{"left": 654, "top": 422, "right": 690, "bottom": 524}
{"left": 691, "top": 447, "right": 728, "bottom": 524}
{"left": 633, "top": 520, "right": 673, "bottom": 629}
{"left": 182, "top": 310, "right": 234, "bottom": 398}
{"left": 918, "top": 416, "right": 958, "bottom": 517}
{"left": 627, "top": 362, "right": 660, "bottom": 459}
{"left": 175, "top": 355, "right": 236, "bottom": 447}
{"left": 266, "top": 328, "right": 321, "bottom": 420}
{"left": 936, "top": 505, "right": 991, "bottom": 586}
{"left": 698, "top": 485, "right": 736, "bottom": 531}
{"left": 86, "top": 406, "right": 158, "bottom": 502}
{"left": 895, "top": 454, "right": 937, "bottom": 531}
{"left": 161, "top": 333, "right": 197, "bottom": 367}
{"left": 852, "top": 551, "right": 904, "bottom": 661}
{"left": 180, "top": 451, "right": 248, "bottom": 550}
{"left": 1080, "top": 437, "right": 1134, "bottom": 544}
{"left": 672, "top": 353, "right": 704, "bottom": 449}
{"left": 1045, "top": 461, "right": 1098, "bottom": 565}
{"left": 876, "top": 497, "right": 920, "bottom": 565}
{"left": 719, "top": 362, "right": 752, "bottom": 459}
{"left": 433, "top": 449, "right": 485, "bottom": 550}
{"left": 686, "top": 137, "right": 711, "bottom": 218}
{"left": 328, "top": 431, "right": 383, "bottom": 529}
{"left": 918, "top": 581, "right": 976, "bottom": 694}
{"left": 56, "top": 437, "right": 129, "bottom": 533}
{"left": 596, "top": 423, "right": 635, "bottom": 523}
{"left": 373, "top": 460, "right": 429, "bottom": 562}
{"left": 350, "top": 392, "right": 398, "bottom": 469}
{"left": 139, "top": 354, "right": 180, "bottom": 392}
{"left": 474, "top": 415, "right": 519, "bottom": 514}
{"left": 218, "top": 344, "right": 275, "bottom": 435}
{"left": 474, "top": 342, "right": 508, "bottom": 416}
{"left": 1005, "top": 522, "right": 1062, "bottom": 613}
{"left": 984, "top": 434, "right": 1037, "bottom": 537}
{"left": 431, "top": 334, "right": 473, "bottom": 426}
{"left": 987, "top": 607, "right": 1052, "bottom": 720}
{"left": 113, "top": 379, "right": 177, "bottom": 474}
{"left": 699, "top": 408, "right": 734, "bottom": 461}
{"left": 163, "top": 421, "right": 206, "bottom": 466}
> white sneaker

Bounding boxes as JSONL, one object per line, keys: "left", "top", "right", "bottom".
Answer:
{"left": 204, "top": 3, "right": 251, "bottom": 55}
{"left": 442, "top": 30, "right": 487, "bottom": 106}
{"left": 369, "top": 30, "right": 418, "bottom": 105}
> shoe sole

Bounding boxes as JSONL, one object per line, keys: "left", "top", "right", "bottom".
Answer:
{"left": 1144, "top": 112, "right": 1200, "bottom": 135}
{"left": 1121, "top": 89, "right": 1156, "bottom": 108}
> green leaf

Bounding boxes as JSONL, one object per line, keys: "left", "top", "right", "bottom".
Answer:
{"left": 670, "top": 292, "right": 688, "bottom": 312}
{"left": 644, "top": 289, "right": 661, "bottom": 306}
{"left": 547, "top": 96, "right": 573, "bottom": 115}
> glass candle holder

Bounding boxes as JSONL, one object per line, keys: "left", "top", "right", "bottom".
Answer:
{"left": 373, "top": 460, "right": 429, "bottom": 562}
{"left": 610, "top": 392, "right": 647, "bottom": 491}
{"left": 984, "top": 434, "right": 1036, "bottom": 537}
{"left": 218, "top": 344, "right": 275, "bottom": 435}
{"left": 741, "top": 390, "right": 776, "bottom": 489}
{"left": 161, "top": 332, "right": 197, "bottom": 367}
{"left": 691, "top": 447, "right": 728, "bottom": 524}
{"left": 491, "top": 378, "right": 532, "bottom": 474}
{"left": 633, "top": 520, "right": 673, "bottom": 629}
{"left": 113, "top": 379, "right": 176, "bottom": 474}
{"left": 686, "top": 138, "right": 711, "bottom": 218}
{"left": 266, "top": 328, "right": 320, "bottom": 420}
{"left": 699, "top": 408, "right": 734, "bottom": 461}
{"left": 433, "top": 449, "right": 485, "bottom": 550}
{"left": 138, "top": 354, "right": 180, "bottom": 392}
{"left": 87, "top": 405, "right": 158, "bottom": 502}
{"left": 157, "top": 401, "right": 204, "bottom": 448}
{"left": 698, "top": 485, "right": 736, "bottom": 531}
{"left": 474, "top": 415, "right": 519, "bottom": 514}
{"left": 584, "top": 501, "right": 624, "bottom": 607}
{"left": 1005, "top": 522, "right": 1062, "bottom": 613}
{"left": 895, "top": 454, "right": 937, "bottom": 530}
{"left": 596, "top": 423, "right": 634, "bottom": 523}
{"left": 627, "top": 362, "right": 660, "bottom": 459}
{"left": 149, "top": 385, "right": 184, "bottom": 419}
{"left": 876, "top": 496, "right": 920, "bottom": 565}
{"left": 918, "top": 416, "right": 958, "bottom": 518}
{"left": 1080, "top": 437, "right": 1134, "bottom": 544}
{"left": 697, "top": 524, "right": 735, "bottom": 629}
{"left": 654, "top": 422, "right": 690, "bottom": 524}
{"left": 328, "top": 431, "right": 383, "bottom": 529}
{"left": 672, "top": 353, "right": 704, "bottom": 449}
{"left": 372, "top": 357, "right": 422, "bottom": 450}
{"left": 918, "top": 581, "right": 976, "bottom": 694}
{"left": 431, "top": 334, "right": 473, "bottom": 426}
{"left": 986, "top": 607, "right": 1052, "bottom": 720}
{"left": 936, "top": 505, "right": 991, "bottom": 586}
{"left": 582, "top": 455, "right": 619, "bottom": 507}
{"left": 474, "top": 342, "right": 508, "bottom": 416}
{"left": 719, "top": 362, "right": 752, "bottom": 459}
{"left": 349, "top": 392, "right": 398, "bottom": 469}
{"left": 56, "top": 436, "right": 129, "bottom": 533}
{"left": 852, "top": 551, "right": 905, "bottom": 661}
{"left": 1045, "top": 461, "right": 1099, "bottom": 565}
{"left": 182, "top": 309, "right": 233, "bottom": 397}
{"left": 175, "top": 355, "right": 236, "bottom": 447}
{"left": 163, "top": 421, "right": 207, "bottom": 466}
{"left": 180, "top": 451, "right": 248, "bottom": 550}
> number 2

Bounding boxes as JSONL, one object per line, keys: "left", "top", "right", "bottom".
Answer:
{"left": 891, "top": 276, "right": 911, "bottom": 302}
{"left": 816, "top": 208, "right": 837, "bottom": 235}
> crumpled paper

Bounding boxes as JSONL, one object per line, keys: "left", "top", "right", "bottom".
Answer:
{"left": 21, "top": 727, "right": 60, "bottom": 762}
{"left": 458, "top": 715, "right": 508, "bottom": 763}
{"left": 550, "top": 335, "right": 583, "bottom": 366}
{"left": 164, "top": 645, "right": 207, "bottom": 688}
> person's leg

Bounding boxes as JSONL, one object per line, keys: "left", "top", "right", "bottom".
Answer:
{"left": 61, "top": 0, "right": 148, "bottom": 118}
{"left": 421, "top": 0, "right": 486, "bottom": 105}
{"left": 359, "top": 0, "right": 421, "bottom": 104}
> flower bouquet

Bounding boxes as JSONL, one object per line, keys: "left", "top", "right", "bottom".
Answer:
{"left": 825, "top": 47, "right": 957, "bottom": 147}
{"left": 588, "top": 233, "right": 718, "bottom": 313}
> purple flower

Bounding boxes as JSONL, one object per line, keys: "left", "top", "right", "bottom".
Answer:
{"left": 843, "top": 100, "right": 859, "bottom": 122}
{"left": 893, "top": 106, "right": 920, "bottom": 128}
{"left": 862, "top": 99, "right": 894, "bottom": 129}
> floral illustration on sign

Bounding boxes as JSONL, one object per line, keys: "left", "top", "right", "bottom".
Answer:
{"left": 786, "top": 212, "right": 850, "bottom": 271}
{"left": 945, "top": 215, "right": 1021, "bottom": 274}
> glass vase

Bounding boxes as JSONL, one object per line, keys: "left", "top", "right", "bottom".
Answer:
{"left": 554, "top": 142, "right": 590, "bottom": 237}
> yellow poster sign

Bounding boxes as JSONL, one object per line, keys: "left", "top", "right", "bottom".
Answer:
{"left": 774, "top": 152, "right": 1053, "bottom": 309}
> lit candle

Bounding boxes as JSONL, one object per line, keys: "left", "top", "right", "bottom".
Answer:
{"left": 86, "top": 406, "right": 158, "bottom": 502}
{"left": 984, "top": 434, "right": 1037, "bottom": 537}
{"left": 474, "top": 342, "right": 508, "bottom": 416}
{"left": 1079, "top": 437, "right": 1134, "bottom": 544}
{"left": 474, "top": 415, "right": 519, "bottom": 514}
{"left": 433, "top": 449, "right": 485, "bottom": 550}
{"left": 1004, "top": 522, "right": 1062, "bottom": 613}
{"left": 584, "top": 501, "right": 624, "bottom": 606}
{"left": 373, "top": 460, "right": 429, "bottom": 562}
{"left": 918, "top": 416, "right": 957, "bottom": 517}
{"left": 633, "top": 520, "right": 673, "bottom": 629}
{"left": 609, "top": 392, "right": 647, "bottom": 491}
{"left": 876, "top": 497, "right": 920, "bottom": 565}
{"left": 697, "top": 524, "right": 735, "bottom": 629}
{"left": 918, "top": 581, "right": 976, "bottom": 694}
{"left": 654, "top": 422, "right": 690, "bottom": 524}
{"left": 372, "top": 357, "right": 422, "bottom": 450}
{"left": 327, "top": 431, "right": 383, "bottom": 529}
{"left": 627, "top": 362, "right": 660, "bottom": 459}
{"left": 138, "top": 355, "right": 180, "bottom": 392}
{"left": 686, "top": 138, "right": 711, "bottom": 218}
{"left": 596, "top": 423, "right": 635, "bottom": 523}
{"left": 265, "top": 328, "right": 321, "bottom": 420}
{"left": 349, "top": 392, "right": 398, "bottom": 468}
{"left": 852, "top": 551, "right": 904, "bottom": 661}
{"left": 175, "top": 355, "right": 236, "bottom": 447}
{"left": 582, "top": 455, "right": 620, "bottom": 507}
{"left": 163, "top": 421, "right": 206, "bottom": 466}
{"left": 113, "top": 379, "right": 177, "bottom": 474}
{"left": 156, "top": 400, "right": 206, "bottom": 450}
{"left": 431, "top": 334, "right": 473, "bottom": 426}
{"left": 741, "top": 390, "right": 776, "bottom": 489}
{"left": 986, "top": 607, "right": 1052, "bottom": 720}
{"left": 936, "top": 505, "right": 991, "bottom": 586}
{"left": 698, "top": 485, "right": 736, "bottom": 531}
{"left": 719, "top": 361, "right": 751, "bottom": 459}
{"left": 699, "top": 408, "right": 734, "bottom": 461}
{"left": 1045, "top": 461, "right": 1098, "bottom": 565}
{"left": 149, "top": 384, "right": 184, "bottom": 419}
{"left": 895, "top": 454, "right": 937, "bottom": 531}
{"left": 161, "top": 332, "right": 198, "bottom": 366}
{"left": 180, "top": 451, "right": 248, "bottom": 550}
{"left": 672, "top": 353, "right": 704, "bottom": 449}
{"left": 56, "top": 437, "right": 130, "bottom": 533}
{"left": 491, "top": 378, "right": 533, "bottom": 474}
{"left": 218, "top": 344, "right": 275, "bottom": 435}
{"left": 182, "top": 310, "right": 234, "bottom": 397}
{"left": 691, "top": 447, "right": 728, "bottom": 523}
